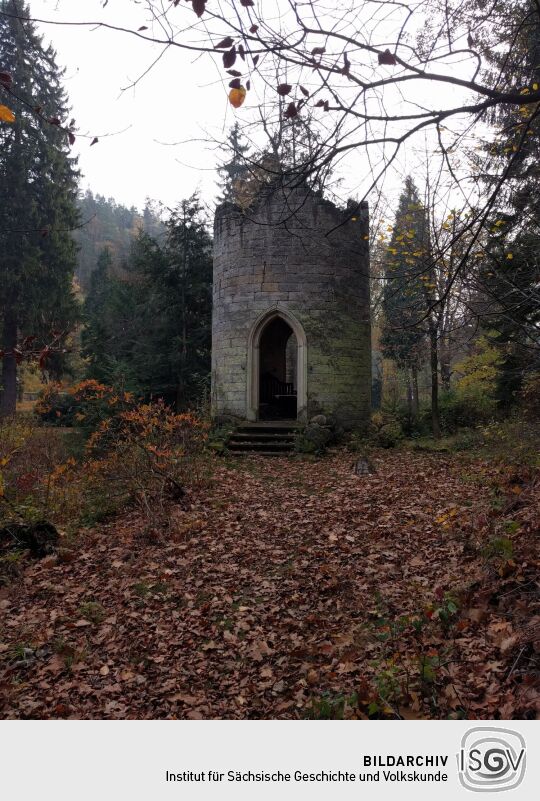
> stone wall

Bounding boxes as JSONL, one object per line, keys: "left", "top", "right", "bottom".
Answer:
{"left": 212, "top": 182, "right": 371, "bottom": 428}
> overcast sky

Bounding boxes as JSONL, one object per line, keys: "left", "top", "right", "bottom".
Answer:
{"left": 30, "top": 0, "right": 234, "bottom": 210}
{"left": 26, "top": 0, "right": 477, "bottom": 220}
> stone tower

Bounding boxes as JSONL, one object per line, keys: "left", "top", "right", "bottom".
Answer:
{"left": 212, "top": 183, "right": 371, "bottom": 428}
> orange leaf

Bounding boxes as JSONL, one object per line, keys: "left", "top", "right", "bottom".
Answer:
{"left": 228, "top": 86, "right": 246, "bottom": 109}
{"left": 0, "top": 104, "right": 15, "bottom": 123}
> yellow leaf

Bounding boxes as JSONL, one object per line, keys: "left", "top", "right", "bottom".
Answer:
{"left": 228, "top": 86, "right": 246, "bottom": 109}
{"left": 0, "top": 104, "right": 15, "bottom": 123}
{"left": 506, "top": 253, "right": 513, "bottom": 260}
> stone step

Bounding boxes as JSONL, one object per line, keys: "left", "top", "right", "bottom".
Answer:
{"left": 226, "top": 421, "right": 299, "bottom": 455}
{"left": 230, "top": 450, "right": 292, "bottom": 457}
{"left": 236, "top": 424, "right": 299, "bottom": 435}
{"left": 232, "top": 432, "right": 296, "bottom": 442}
{"left": 228, "top": 439, "right": 293, "bottom": 452}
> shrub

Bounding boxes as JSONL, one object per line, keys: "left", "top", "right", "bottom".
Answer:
{"left": 368, "top": 412, "right": 403, "bottom": 448}
{"left": 81, "top": 400, "right": 208, "bottom": 519}
{"left": 521, "top": 372, "right": 540, "bottom": 418}
{"left": 0, "top": 417, "right": 70, "bottom": 526}
{"left": 36, "top": 380, "right": 135, "bottom": 433}
{"left": 207, "top": 424, "right": 235, "bottom": 454}
{"left": 34, "top": 384, "right": 75, "bottom": 425}
{"left": 5, "top": 389, "right": 210, "bottom": 534}
{"left": 436, "top": 390, "right": 497, "bottom": 433}
{"left": 453, "top": 336, "right": 502, "bottom": 398}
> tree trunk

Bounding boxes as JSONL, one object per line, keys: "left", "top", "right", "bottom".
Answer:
{"left": 1, "top": 309, "right": 18, "bottom": 417}
{"left": 440, "top": 340, "right": 452, "bottom": 392}
{"left": 429, "top": 325, "right": 441, "bottom": 438}
{"left": 406, "top": 373, "right": 413, "bottom": 422}
{"left": 411, "top": 366, "right": 419, "bottom": 418}
{"left": 176, "top": 207, "right": 188, "bottom": 413}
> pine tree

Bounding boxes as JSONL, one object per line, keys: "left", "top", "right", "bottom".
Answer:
{"left": 381, "top": 177, "right": 429, "bottom": 420}
{"left": 82, "top": 196, "right": 213, "bottom": 409}
{"left": 82, "top": 248, "right": 114, "bottom": 381}
{"left": 141, "top": 194, "right": 213, "bottom": 408}
{"left": 471, "top": 0, "right": 540, "bottom": 401}
{"left": 0, "top": 0, "right": 79, "bottom": 415}
{"left": 217, "top": 123, "right": 251, "bottom": 204}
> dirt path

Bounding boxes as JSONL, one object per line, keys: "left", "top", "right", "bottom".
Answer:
{"left": 0, "top": 450, "right": 537, "bottom": 719}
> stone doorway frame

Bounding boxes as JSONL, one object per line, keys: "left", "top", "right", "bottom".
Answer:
{"left": 246, "top": 307, "right": 308, "bottom": 422}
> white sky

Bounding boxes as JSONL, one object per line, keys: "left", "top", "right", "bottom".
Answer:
{"left": 30, "top": 0, "right": 236, "bottom": 210}
{"left": 26, "top": 0, "right": 480, "bottom": 220}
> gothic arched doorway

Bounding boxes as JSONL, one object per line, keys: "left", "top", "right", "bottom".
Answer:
{"left": 247, "top": 309, "right": 307, "bottom": 422}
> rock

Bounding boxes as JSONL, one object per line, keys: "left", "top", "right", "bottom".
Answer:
{"left": 0, "top": 521, "right": 59, "bottom": 558}
{"left": 295, "top": 424, "right": 333, "bottom": 454}
{"left": 310, "top": 414, "right": 327, "bottom": 426}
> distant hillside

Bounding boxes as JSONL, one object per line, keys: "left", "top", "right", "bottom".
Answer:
{"left": 74, "top": 190, "right": 164, "bottom": 292}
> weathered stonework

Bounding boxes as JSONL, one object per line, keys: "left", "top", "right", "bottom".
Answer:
{"left": 212, "top": 182, "right": 371, "bottom": 428}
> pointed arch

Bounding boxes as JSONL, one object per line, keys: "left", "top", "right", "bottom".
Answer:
{"left": 246, "top": 307, "right": 308, "bottom": 422}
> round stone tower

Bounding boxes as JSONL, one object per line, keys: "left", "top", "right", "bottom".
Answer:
{"left": 212, "top": 183, "right": 371, "bottom": 428}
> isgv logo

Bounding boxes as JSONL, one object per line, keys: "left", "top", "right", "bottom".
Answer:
{"left": 458, "top": 727, "right": 526, "bottom": 792}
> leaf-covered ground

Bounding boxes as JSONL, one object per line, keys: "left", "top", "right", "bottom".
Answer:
{"left": 1, "top": 450, "right": 538, "bottom": 719}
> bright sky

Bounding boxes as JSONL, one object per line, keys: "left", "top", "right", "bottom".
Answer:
{"left": 30, "top": 0, "right": 235, "bottom": 210}
{"left": 27, "top": 0, "right": 480, "bottom": 220}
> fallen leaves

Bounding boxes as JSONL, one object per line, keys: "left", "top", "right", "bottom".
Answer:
{"left": 0, "top": 450, "right": 537, "bottom": 719}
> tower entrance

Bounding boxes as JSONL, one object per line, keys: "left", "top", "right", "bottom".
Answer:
{"left": 258, "top": 316, "right": 297, "bottom": 420}
{"left": 246, "top": 308, "right": 308, "bottom": 423}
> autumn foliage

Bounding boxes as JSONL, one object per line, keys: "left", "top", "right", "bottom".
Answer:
{"left": 3, "top": 382, "right": 208, "bottom": 533}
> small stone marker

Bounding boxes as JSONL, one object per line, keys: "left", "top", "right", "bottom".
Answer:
{"left": 353, "top": 456, "right": 375, "bottom": 476}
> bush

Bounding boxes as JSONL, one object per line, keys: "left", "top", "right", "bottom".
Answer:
{"left": 207, "top": 424, "right": 235, "bottom": 454}
{"left": 521, "top": 372, "right": 540, "bottom": 418}
{"left": 5, "top": 387, "right": 210, "bottom": 534}
{"left": 35, "top": 380, "right": 135, "bottom": 433}
{"left": 80, "top": 400, "right": 208, "bottom": 517}
{"left": 34, "top": 384, "right": 75, "bottom": 426}
{"left": 368, "top": 412, "right": 403, "bottom": 448}
{"left": 0, "top": 417, "right": 74, "bottom": 530}
{"left": 436, "top": 390, "right": 497, "bottom": 434}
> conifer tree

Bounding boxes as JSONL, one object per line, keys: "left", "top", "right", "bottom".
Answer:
{"left": 381, "top": 177, "right": 429, "bottom": 419}
{"left": 0, "top": 0, "right": 79, "bottom": 415}
{"left": 472, "top": 0, "right": 540, "bottom": 403}
{"left": 217, "top": 123, "right": 251, "bottom": 204}
{"left": 82, "top": 196, "right": 212, "bottom": 409}
{"left": 82, "top": 248, "right": 115, "bottom": 382}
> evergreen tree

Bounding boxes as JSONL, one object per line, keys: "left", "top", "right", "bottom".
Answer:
{"left": 471, "top": 0, "right": 540, "bottom": 402}
{"left": 129, "top": 195, "right": 213, "bottom": 408}
{"left": 82, "top": 195, "right": 213, "bottom": 409}
{"left": 82, "top": 248, "right": 116, "bottom": 382}
{"left": 0, "top": 0, "right": 79, "bottom": 415}
{"left": 381, "top": 178, "right": 429, "bottom": 419}
{"left": 217, "top": 123, "right": 251, "bottom": 204}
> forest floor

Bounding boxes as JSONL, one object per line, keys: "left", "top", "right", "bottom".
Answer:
{"left": 0, "top": 448, "right": 538, "bottom": 719}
